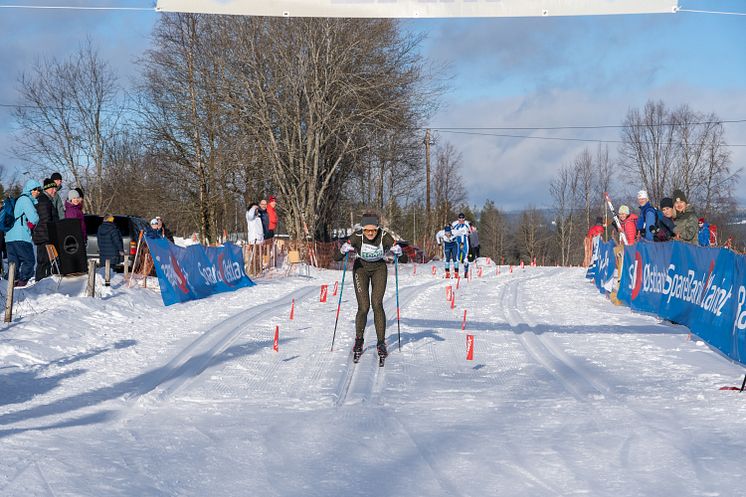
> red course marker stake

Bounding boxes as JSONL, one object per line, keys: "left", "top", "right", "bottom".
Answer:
{"left": 462, "top": 310, "right": 467, "bottom": 330}
{"left": 466, "top": 334, "right": 474, "bottom": 360}
{"left": 320, "top": 284, "right": 328, "bottom": 303}
{"left": 273, "top": 325, "right": 279, "bottom": 352}
{"left": 289, "top": 299, "right": 295, "bottom": 320}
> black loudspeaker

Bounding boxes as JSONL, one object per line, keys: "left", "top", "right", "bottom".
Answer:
{"left": 49, "top": 219, "right": 87, "bottom": 275}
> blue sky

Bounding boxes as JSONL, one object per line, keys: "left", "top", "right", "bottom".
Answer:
{"left": 1, "top": 1, "right": 744, "bottom": 211}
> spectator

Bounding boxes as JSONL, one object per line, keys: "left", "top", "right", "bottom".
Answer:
{"left": 616, "top": 205, "right": 638, "bottom": 244}
{"left": 257, "top": 199, "right": 270, "bottom": 239}
{"left": 98, "top": 214, "right": 124, "bottom": 267}
{"left": 698, "top": 218, "right": 711, "bottom": 247}
{"left": 64, "top": 189, "right": 87, "bottom": 242}
{"left": 6, "top": 180, "right": 41, "bottom": 287}
{"left": 468, "top": 224, "right": 480, "bottom": 261}
{"left": 146, "top": 218, "right": 165, "bottom": 240}
{"left": 587, "top": 216, "right": 605, "bottom": 239}
{"left": 672, "top": 189, "right": 698, "bottom": 244}
{"left": 32, "top": 178, "right": 59, "bottom": 282}
{"left": 267, "top": 195, "right": 278, "bottom": 239}
{"left": 50, "top": 172, "right": 65, "bottom": 220}
{"left": 156, "top": 216, "right": 175, "bottom": 242}
{"left": 245, "top": 202, "right": 264, "bottom": 245}
{"left": 636, "top": 190, "right": 657, "bottom": 241}
{"left": 653, "top": 198, "right": 676, "bottom": 242}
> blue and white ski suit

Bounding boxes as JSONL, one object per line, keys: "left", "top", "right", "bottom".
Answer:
{"left": 435, "top": 229, "right": 459, "bottom": 273}
{"left": 451, "top": 219, "right": 471, "bottom": 275}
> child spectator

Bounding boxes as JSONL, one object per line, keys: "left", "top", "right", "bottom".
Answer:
{"left": 98, "top": 214, "right": 124, "bottom": 266}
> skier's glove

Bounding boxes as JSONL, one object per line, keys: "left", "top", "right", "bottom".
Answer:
{"left": 340, "top": 242, "right": 355, "bottom": 254}
{"left": 390, "top": 244, "right": 402, "bottom": 256}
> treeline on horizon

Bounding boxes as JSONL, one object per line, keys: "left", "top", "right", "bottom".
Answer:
{"left": 3, "top": 14, "right": 740, "bottom": 265}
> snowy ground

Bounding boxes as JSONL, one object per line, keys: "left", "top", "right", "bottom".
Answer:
{"left": 1, "top": 263, "right": 745, "bottom": 497}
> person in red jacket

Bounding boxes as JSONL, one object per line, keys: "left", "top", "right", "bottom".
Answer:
{"left": 617, "top": 205, "right": 639, "bottom": 244}
{"left": 267, "top": 195, "right": 278, "bottom": 239}
{"left": 587, "top": 216, "right": 605, "bottom": 238}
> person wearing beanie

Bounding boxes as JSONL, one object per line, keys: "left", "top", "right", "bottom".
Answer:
{"left": 64, "top": 188, "right": 87, "bottom": 243}
{"left": 435, "top": 224, "right": 458, "bottom": 278}
{"left": 50, "top": 172, "right": 65, "bottom": 219}
{"left": 615, "top": 205, "right": 638, "bottom": 244}
{"left": 334, "top": 212, "right": 408, "bottom": 362}
{"left": 97, "top": 213, "right": 124, "bottom": 267}
{"left": 451, "top": 213, "right": 472, "bottom": 277}
{"left": 587, "top": 216, "right": 605, "bottom": 239}
{"left": 698, "top": 217, "right": 711, "bottom": 247}
{"left": 267, "top": 195, "right": 278, "bottom": 238}
{"left": 245, "top": 202, "right": 264, "bottom": 245}
{"left": 652, "top": 198, "right": 676, "bottom": 242}
{"left": 32, "top": 178, "right": 60, "bottom": 282}
{"left": 5, "top": 180, "right": 41, "bottom": 287}
{"left": 671, "top": 189, "right": 698, "bottom": 244}
{"left": 636, "top": 188, "right": 657, "bottom": 241}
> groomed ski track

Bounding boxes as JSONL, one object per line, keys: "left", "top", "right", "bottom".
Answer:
{"left": 2, "top": 266, "right": 746, "bottom": 496}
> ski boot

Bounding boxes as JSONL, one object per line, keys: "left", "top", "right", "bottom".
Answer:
{"left": 454, "top": 268, "right": 459, "bottom": 279}
{"left": 377, "top": 341, "right": 388, "bottom": 367}
{"left": 353, "top": 338, "right": 364, "bottom": 363}
{"left": 444, "top": 269, "right": 451, "bottom": 279}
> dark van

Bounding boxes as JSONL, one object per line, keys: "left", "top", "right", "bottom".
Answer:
{"left": 84, "top": 215, "right": 149, "bottom": 269}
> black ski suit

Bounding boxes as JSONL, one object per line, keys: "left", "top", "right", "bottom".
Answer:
{"left": 334, "top": 228, "right": 407, "bottom": 344}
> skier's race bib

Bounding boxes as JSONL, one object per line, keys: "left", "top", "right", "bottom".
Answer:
{"left": 359, "top": 240, "right": 384, "bottom": 262}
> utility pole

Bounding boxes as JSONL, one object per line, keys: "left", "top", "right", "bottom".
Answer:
{"left": 424, "top": 128, "right": 432, "bottom": 243}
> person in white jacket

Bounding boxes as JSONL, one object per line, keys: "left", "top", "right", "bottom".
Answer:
{"left": 246, "top": 203, "right": 265, "bottom": 245}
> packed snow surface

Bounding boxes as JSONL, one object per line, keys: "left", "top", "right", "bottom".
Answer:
{"left": 1, "top": 265, "right": 745, "bottom": 496}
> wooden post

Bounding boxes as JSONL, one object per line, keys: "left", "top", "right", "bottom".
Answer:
{"left": 124, "top": 255, "right": 130, "bottom": 279}
{"left": 4, "top": 262, "right": 16, "bottom": 323}
{"left": 104, "top": 259, "right": 111, "bottom": 287}
{"left": 86, "top": 259, "right": 97, "bottom": 297}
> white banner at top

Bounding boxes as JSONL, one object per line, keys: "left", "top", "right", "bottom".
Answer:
{"left": 155, "top": 0, "right": 678, "bottom": 18}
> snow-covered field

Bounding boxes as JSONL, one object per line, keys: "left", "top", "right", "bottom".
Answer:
{"left": 1, "top": 263, "right": 745, "bottom": 497}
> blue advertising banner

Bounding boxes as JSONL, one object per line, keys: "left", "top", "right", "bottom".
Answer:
{"left": 593, "top": 239, "right": 617, "bottom": 294}
{"left": 617, "top": 240, "right": 673, "bottom": 312}
{"left": 145, "top": 238, "right": 255, "bottom": 306}
{"left": 614, "top": 240, "right": 746, "bottom": 366}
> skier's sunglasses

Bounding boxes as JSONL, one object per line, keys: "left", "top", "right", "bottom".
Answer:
{"left": 363, "top": 228, "right": 378, "bottom": 234}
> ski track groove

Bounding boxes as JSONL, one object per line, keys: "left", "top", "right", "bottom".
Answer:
{"left": 124, "top": 284, "right": 319, "bottom": 406}
{"left": 510, "top": 269, "right": 713, "bottom": 486}
{"left": 390, "top": 411, "right": 467, "bottom": 497}
{"left": 335, "top": 278, "right": 440, "bottom": 407}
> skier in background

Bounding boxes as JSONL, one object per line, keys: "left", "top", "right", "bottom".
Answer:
{"left": 435, "top": 225, "right": 458, "bottom": 278}
{"left": 335, "top": 213, "right": 407, "bottom": 362}
{"left": 451, "top": 213, "right": 471, "bottom": 278}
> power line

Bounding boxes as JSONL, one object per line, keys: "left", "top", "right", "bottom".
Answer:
{"left": 4, "top": 102, "right": 746, "bottom": 132}
{"left": 430, "top": 119, "right": 746, "bottom": 131}
{"left": 436, "top": 129, "right": 746, "bottom": 147}
{"left": 677, "top": 8, "right": 746, "bottom": 16}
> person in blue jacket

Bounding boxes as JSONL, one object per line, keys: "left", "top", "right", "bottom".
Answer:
{"left": 451, "top": 213, "right": 471, "bottom": 277}
{"left": 698, "top": 218, "right": 711, "bottom": 247}
{"left": 98, "top": 214, "right": 124, "bottom": 266}
{"left": 6, "top": 179, "right": 42, "bottom": 286}
{"left": 635, "top": 190, "right": 657, "bottom": 241}
{"left": 435, "top": 225, "right": 459, "bottom": 278}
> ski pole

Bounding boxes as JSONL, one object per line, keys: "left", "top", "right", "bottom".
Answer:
{"left": 330, "top": 250, "right": 349, "bottom": 351}
{"left": 395, "top": 254, "right": 401, "bottom": 352}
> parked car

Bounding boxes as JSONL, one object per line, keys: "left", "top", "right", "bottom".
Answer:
{"left": 84, "top": 214, "right": 150, "bottom": 270}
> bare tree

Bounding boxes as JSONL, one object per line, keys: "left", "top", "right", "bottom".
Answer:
{"left": 618, "top": 100, "right": 677, "bottom": 204}
{"left": 224, "top": 17, "right": 434, "bottom": 240}
{"left": 13, "top": 40, "right": 125, "bottom": 213}
{"left": 432, "top": 142, "right": 466, "bottom": 228}
{"left": 550, "top": 163, "right": 581, "bottom": 266}
{"left": 478, "top": 200, "right": 508, "bottom": 264}
{"left": 518, "top": 207, "right": 545, "bottom": 263}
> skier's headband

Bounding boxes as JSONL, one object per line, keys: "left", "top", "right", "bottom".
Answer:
{"left": 360, "top": 214, "right": 379, "bottom": 228}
